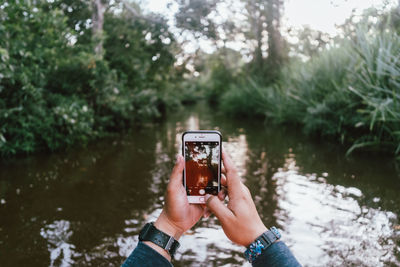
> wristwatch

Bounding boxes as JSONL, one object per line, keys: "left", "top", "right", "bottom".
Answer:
{"left": 139, "top": 222, "right": 180, "bottom": 257}
{"left": 244, "top": 227, "right": 281, "bottom": 263}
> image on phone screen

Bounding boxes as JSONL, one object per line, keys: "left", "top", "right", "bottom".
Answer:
{"left": 184, "top": 141, "right": 220, "bottom": 196}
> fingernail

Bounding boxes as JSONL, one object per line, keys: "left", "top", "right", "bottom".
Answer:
{"left": 205, "top": 194, "right": 212, "bottom": 202}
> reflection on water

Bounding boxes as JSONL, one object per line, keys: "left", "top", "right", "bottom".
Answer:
{"left": 274, "top": 153, "right": 398, "bottom": 266}
{"left": 0, "top": 103, "right": 399, "bottom": 266}
{"left": 40, "top": 220, "right": 74, "bottom": 267}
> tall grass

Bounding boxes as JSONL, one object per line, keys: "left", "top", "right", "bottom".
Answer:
{"left": 220, "top": 28, "right": 400, "bottom": 158}
{"left": 346, "top": 29, "right": 400, "bottom": 156}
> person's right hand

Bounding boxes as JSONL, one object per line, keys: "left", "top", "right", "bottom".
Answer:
{"left": 205, "top": 151, "right": 267, "bottom": 247}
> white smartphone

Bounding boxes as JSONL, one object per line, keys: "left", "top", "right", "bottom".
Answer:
{"left": 182, "top": 131, "right": 222, "bottom": 204}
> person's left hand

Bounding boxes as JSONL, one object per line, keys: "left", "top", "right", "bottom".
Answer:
{"left": 155, "top": 155, "right": 204, "bottom": 239}
{"left": 146, "top": 155, "right": 226, "bottom": 261}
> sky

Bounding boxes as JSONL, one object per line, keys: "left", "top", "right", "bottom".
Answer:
{"left": 141, "top": 0, "right": 397, "bottom": 53}
{"left": 284, "top": 0, "right": 396, "bottom": 35}
{"left": 142, "top": 0, "right": 397, "bottom": 34}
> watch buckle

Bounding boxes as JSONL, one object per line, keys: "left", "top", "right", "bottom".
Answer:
{"left": 165, "top": 236, "right": 174, "bottom": 251}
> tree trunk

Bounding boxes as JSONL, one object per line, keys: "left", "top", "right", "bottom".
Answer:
{"left": 266, "top": 0, "right": 283, "bottom": 73}
{"left": 247, "top": 0, "right": 264, "bottom": 71}
{"left": 255, "top": 18, "right": 263, "bottom": 70}
{"left": 92, "top": 0, "right": 104, "bottom": 58}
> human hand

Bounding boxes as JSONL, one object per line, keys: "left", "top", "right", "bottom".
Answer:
{"left": 154, "top": 155, "right": 204, "bottom": 240}
{"left": 205, "top": 151, "right": 267, "bottom": 247}
{"left": 147, "top": 155, "right": 225, "bottom": 260}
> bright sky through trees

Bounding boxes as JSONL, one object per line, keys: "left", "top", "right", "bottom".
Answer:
{"left": 143, "top": 0, "right": 397, "bottom": 36}
{"left": 284, "top": 0, "right": 396, "bottom": 35}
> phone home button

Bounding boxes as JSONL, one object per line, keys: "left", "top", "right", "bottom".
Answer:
{"left": 199, "top": 196, "right": 205, "bottom": 202}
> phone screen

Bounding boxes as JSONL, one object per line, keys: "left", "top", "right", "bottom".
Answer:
{"left": 184, "top": 141, "right": 220, "bottom": 196}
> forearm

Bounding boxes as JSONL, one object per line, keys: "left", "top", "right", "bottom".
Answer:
{"left": 252, "top": 241, "right": 301, "bottom": 267}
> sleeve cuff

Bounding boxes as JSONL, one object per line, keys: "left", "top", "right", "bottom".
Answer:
{"left": 122, "top": 241, "right": 173, "bottom": 267}
{"left": 252, "top": 241, "right": 302, "bottom": 267}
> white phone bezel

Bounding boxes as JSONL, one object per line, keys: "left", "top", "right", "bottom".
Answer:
{"left": 183, "top": 131, "right": 221, "bottom": 204}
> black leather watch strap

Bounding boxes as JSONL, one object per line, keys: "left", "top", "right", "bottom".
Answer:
{"left": 139, "top": 222, "right": 180, "bottom": 256}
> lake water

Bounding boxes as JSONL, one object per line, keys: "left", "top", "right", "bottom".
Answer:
{"left": 0, "top": 103, "right": 399, "bottom": 266}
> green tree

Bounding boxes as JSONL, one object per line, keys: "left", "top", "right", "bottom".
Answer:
{"left": 0, "top": 0, "right": 182, "bottom": 155}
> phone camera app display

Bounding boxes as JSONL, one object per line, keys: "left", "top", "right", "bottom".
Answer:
{"left": 185, "top": 141, "right": 219, "bottom": 196}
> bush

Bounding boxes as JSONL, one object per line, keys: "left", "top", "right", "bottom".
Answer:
{"left": 0, "top": 1, "right": 182, "bottom": 155}
{"left": 218, "top": 27, "right": 400, "bottom": 158}
{"left": 281, "top": 42, "right": 359, "bottom": 139}
{"left": 284, "top": 29, "right": 400, "bottom": 156}
{"left": 346, "top": 29, "right": 400, "bottom": 155}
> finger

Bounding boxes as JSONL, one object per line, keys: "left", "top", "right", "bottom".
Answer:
{"left": 205, "top": 194, "right": 234, "bottom": 225}
{"left": 203, "top": 210, "right": 211, "bottom": 218}
{"left": 168, "top": 155, "right": 184, "bottom": 187}
{"left": 203, "top": 207, "right": 211, "bottom": 218}
{"left": 221, "top": 173, "right": 227, "bottom": 187}
{"left": 221, "top": 166, "right": 227, "bottom": 175}
{"left": 222, "top": 150, "right": 237, "bottom": 175}
{"left": 218, "top": 188, "right": 227, "bottom": 201}
{"left": 221, "top": 151, "right": 241, "bottom": 192}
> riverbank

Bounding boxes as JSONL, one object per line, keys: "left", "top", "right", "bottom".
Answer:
{"left": 0, "top": 1, "right": 182, "bottom": 156}
{"left": 214, "top": 29, "right": 400, "bottom": 160}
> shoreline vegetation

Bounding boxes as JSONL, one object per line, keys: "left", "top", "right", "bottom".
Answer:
{"left": 0, "top": 1, "right": 185, "bottom": 155}
{"left": 215, "top": 29, "right": 400, "bottom": 160}
{"left": 1, "top": 1, "right": 399, "bottom": 162}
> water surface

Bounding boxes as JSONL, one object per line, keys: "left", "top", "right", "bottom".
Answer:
{"left": 1, "top": 103, "right": 399, "bottom": 266}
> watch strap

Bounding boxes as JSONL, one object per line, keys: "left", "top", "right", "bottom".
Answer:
{"left": 139, "top": 222, "right": 180, "bottom": 256}
{"left": 244, "top": 227, "right": 281, "bottom": 263}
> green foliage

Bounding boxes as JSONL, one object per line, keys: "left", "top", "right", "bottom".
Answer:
{"left": 217, "top": 27, "right": 400, "bottom": 158}
{"left": 282, "top": 43, "right": 357, "bottom": 137}
{"left": 282, "top": 29, "right": 400, "bottom": 156}
{"left": 203, "top": 60, "right": 234, "bottom": 103}
{"left": 346, "top": 29, "right": 400, "bottom": 155}
{"left": 220, "top": 78, "right": 271, "bottom": 117}
{"left": 0, "top": 0, "right": 181, "bottom": 155}
{"left": 175, "top": 0, "right": 218, "bottom": 39}
{"left": 198, "top": 50, "right": 244, "bottom": 104}
{"left": 103, "top": 11, "right": 181, "bottom": 116}
{"left": 0, "top": 0, "right": 93, "bottom": 154}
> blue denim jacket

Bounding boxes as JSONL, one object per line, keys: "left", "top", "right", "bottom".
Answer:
{"left": 122, "top": 241, "right": 301, "bottom": 267}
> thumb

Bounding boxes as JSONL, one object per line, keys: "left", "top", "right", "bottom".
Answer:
{"left": 169, "top": 155, "right": 184, "bottom": 187}
{"left": 205, "top": 194, "right": 234, "bottom": 225}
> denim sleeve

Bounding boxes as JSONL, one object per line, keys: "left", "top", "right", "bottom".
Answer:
{"left": 252, "top": 241, "right": 302, "bottom": 267}
{"left": 121, "top": 242, "right": 173, "bottom": 267}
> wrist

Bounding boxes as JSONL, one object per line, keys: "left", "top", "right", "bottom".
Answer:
{"left": 154, "top": 210, "right": 183, "bottom": 241}
{"left": 244, "top": 226, "right": 282, "bottom": 263}
{"left": 244, "top": 224, "right": 268, "bottom": 247}
{"left": 141, "top": 215, "right": 182, "bottom": 262}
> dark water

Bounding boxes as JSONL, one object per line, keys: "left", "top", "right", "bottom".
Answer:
{"left": 1, "top": 103, "right": 399, "bottom": 267}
